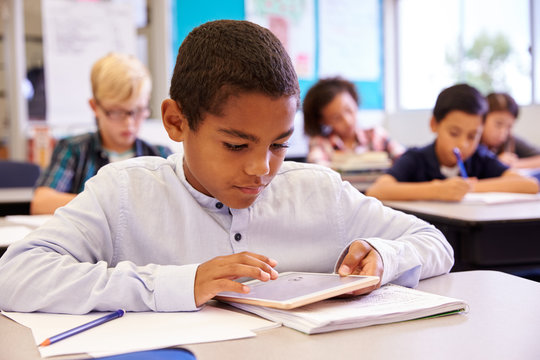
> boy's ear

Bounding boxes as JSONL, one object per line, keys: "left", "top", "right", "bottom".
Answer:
{"left": 88, "top": 98, "right": 98, "bottom": 115}
{"left": 161, "top": 99, "right": 188, "bottom": 142}
{"left": 429, "top": 116, "right": 438, "bottom": 133}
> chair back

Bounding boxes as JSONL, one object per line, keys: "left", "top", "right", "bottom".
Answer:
{"left": 0, "top": 160, "right": 41, "bottom": 188}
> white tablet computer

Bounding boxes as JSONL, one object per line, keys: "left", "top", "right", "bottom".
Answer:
{"left": 215, "top": 272, "right": 380, "bottom": 310}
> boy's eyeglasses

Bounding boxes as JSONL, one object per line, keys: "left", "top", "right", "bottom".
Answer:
{"left": 96, "top": 100, "right": 150, "bottom": 122}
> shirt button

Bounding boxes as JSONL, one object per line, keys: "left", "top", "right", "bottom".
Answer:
{"left": 215, "top": 202, "right": 223, "bottom": 209}
{"left": 234, "top": 233, "right": 242, "bottom": 241}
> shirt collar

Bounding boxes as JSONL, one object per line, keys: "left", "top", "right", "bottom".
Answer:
{"left": 174, "top": 154, "right": 230, "bottom": 213}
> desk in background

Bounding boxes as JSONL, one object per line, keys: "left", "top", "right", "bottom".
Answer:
{"left": 2, "top": 271, "right": 539, "bottom": 359}
{"left": 0, "top": 187, "right": 33, "bottom": 216}
{"left": 383, "top": 200, "right": 540, "bottom": 279}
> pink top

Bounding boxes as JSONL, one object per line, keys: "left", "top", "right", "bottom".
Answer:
{"left": 307, "top": 127, "right": 405, "bottom": 166}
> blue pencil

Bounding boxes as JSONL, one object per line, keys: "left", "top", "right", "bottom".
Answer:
{"left": 452, "top": 147, "right": 468, "bottom": 178}
{"left": 39, "top": 309, "right": 125, "bottom": 347}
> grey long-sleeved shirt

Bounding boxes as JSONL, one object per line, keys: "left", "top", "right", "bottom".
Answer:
{"left": 0, "top": 153, "right": 454, "bottom": 313}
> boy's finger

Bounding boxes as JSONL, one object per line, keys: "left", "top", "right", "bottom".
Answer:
{"left": 338, "top": 240, "right": 370, "bottom": 276}
{"left": 229, "top": 253, "right": 279, "bottom": 279}
{"left": 220, "top": 263, "right": 277, "bottom": 282}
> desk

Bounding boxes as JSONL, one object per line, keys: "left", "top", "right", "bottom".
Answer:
{"left": 0, "top": 187, "right": 33, "bottom": 216}
{"left": 2, "top": 271, "right": 539, "bottom": 359}
{"left": 383, "top": 200, "right": 540, "bottom": 277}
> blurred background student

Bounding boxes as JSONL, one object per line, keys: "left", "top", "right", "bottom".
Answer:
{"left": 31, "top": 53, "right": 172, "bottom": 215}
{"left": 481, "top": 92, "right": 540, "bottom": 169}
{"left": 302, "top": 77, "right": 405, "bottom": 167}
{"left": 366, "top": 84, "right": 539, "bottom": 201}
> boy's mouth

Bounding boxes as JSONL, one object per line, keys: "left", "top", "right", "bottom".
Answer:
{"left": 235, "top": 185, "right": 266, "bottom": 195}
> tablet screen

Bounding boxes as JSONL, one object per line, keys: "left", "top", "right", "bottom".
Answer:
{"left": 216, "top": 272, "right": 379, "bottom": 309}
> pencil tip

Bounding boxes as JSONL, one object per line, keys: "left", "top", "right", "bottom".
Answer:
{"left": 39, "top": 339, "right": 50, "bottom": 347}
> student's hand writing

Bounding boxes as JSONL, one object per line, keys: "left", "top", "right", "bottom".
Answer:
{"left": 434, "top": 177, "right": 476, "bottom": 201}
{"left": 194, "top": 252, "right": 278, "bottom": 307}
{"left": 337, "top": 240, "right": 383, "bottom": 296}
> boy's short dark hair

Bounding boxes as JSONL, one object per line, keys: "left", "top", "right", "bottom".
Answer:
{"left": 432, "top": 83, "right": 488, "bottom": 123}
{"left": 169, "top": 20, "right": 300, "bottom": 131}
{"left": 303, "top": 77, "right": 360, "bottom": 136}
{"left": 486, "top": 92, "right": 519, "bottom": 119}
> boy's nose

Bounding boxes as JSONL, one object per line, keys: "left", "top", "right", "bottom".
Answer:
{"left": 245, "top": 151, "right": 270, "bottom": 176}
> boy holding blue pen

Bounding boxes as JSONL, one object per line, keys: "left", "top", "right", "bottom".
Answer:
{"left": 366, "top": 84, "right": 539, "bottom": 201}
{"left": 0, "top": 20, "right": 454, "bottom": 314}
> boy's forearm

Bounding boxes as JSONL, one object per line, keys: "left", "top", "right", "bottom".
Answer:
{"left": 30, "top": 187, "right": 77, "bottom": 215}
{"left": 367, "top": 179, "right": 444, "bottom": 201}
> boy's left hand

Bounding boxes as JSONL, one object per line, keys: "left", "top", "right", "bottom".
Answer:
{"left": 337, "top": 240, "right": 383, "bottom": 295}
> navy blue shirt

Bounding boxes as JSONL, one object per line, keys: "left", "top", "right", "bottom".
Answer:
{"left": 387, "top": 141, "right": 509, "bottom": 182}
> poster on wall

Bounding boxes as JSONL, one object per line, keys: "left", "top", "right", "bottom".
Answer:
{"left": 245, "top": 0, "right": 315, "bottom": 79}
{"left": 41, "top": 0, "right": 136, "bottom": 132}
{"left": 318, "top": 0, "right": 381, "bottom": 81}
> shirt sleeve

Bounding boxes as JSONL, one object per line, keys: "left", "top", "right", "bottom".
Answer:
{"left": 0, "top": 165, "right": 199, "bottom": 314}
{"left": 307, "top": 136, "right": 333, "bottom": 166}
{"left": 34, "top": 139, "right": 77, "bottom": 192}
{"left": 513, "top": 136, "right": 540, "bottom": 158}
{"left": 385, "top": 150, "right": 420, "bottom": 181}
{"left": 336, "top": 182, "right": 454, "bottom": 287}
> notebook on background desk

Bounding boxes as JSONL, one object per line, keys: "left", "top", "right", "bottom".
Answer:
{"left": 460, "top": 192, "right": 540, "bottom": 205}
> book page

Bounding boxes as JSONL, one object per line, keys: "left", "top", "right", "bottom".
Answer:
{"left": 230, "top": 284, "right": 467, "bottom": 334}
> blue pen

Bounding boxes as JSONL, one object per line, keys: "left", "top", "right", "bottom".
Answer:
{"left": 39, "top": 309, "right": 125, "bottom": 347}
{"left": 452, "top": 147, "right": 468, "bottom": 178}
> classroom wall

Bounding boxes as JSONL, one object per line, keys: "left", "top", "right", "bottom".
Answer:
{"left": 385, "top": 105, "right": 540, "bottom": 148}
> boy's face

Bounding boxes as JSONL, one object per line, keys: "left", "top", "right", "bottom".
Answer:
{"left": 321, "top": 91, "right": 358, "bottom": 139}
{"left": 482, "top": 110, "right": 515, "bottom": 148}
{"left": 90, "top": 94, "right": 150, "bottom": 153}
{"left": 430, "top": 110, "right": 483, "bottom": 167}
{"left": 164, "top": 92, "right": 296, "bottom": 209}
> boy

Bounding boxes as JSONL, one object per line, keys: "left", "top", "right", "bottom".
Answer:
{"left": 366, "top": 84, "right": 539, "bottom": 201}
{"left": 0, "top": 20, "right": 453, "bottom": 314}
{"left": 30, "top": 53, "right": 172, "bottom": 215}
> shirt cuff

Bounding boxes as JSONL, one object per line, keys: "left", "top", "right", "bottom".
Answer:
{"left": 153, "top": 263, "right": 200, "bottom": 311}
{"left": 333, "top": 238, "right": 395, "bottom": 286}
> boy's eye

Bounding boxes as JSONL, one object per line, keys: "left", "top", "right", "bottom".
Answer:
{"left": 271, "top": 142, "right": 290, "bottom": 151}
{"left": 223, "top": 143, "right": 247, "bottom": 151}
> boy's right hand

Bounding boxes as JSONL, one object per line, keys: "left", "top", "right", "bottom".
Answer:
{"left": 194, "top": 252, "right": 278, "bottom": 307}
{"left": 435, "top": 177, "right": 476, "bottom": 201}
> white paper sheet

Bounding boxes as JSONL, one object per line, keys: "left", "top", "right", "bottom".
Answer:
{"left": 0, "top": 226, "right": 33, "bottom": 247}
{"left": 2, "top": 307, "right": 278, "bottom": 358}
{"left": 461, "top": 192, "right": 540, "bottom": 205}
{"left": 5, "top": 215, "right": 54, "bottom": 228}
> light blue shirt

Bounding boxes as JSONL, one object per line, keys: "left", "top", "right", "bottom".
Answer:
{"left": 0, "top": 153, "right": 454, "bottom": 313}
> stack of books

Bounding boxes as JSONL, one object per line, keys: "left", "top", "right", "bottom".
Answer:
{"left": 331, "top": 151, "right": 392, "bottom": 189}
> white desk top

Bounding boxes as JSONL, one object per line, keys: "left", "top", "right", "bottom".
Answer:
{"left": 0, "top": 187, "right": 33, "bottom": 204}
{"left": 2, "top": 270, "right": 539, "bottom": 359}
{"left": 383, "top": 198, "right": 540, "bottom": 222}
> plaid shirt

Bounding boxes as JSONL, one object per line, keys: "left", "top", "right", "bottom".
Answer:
{"left": 35, "top": 131, "right": 172, "bottom": 194}
{"left": 307, "top": 127, "right": 405, "bottom": 166}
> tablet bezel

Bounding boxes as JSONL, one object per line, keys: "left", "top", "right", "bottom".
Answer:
{"left": 215, "top": 272, "right": 380, "bottom": 310}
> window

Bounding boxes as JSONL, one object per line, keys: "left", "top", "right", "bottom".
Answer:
{"left": 397, "top": 0, "right": 532, "bottom": 109}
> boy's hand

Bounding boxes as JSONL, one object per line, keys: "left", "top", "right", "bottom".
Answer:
{"left": 435, "top": 177, "right": 476, "bottom": 201}
{"left": 194, "top": 252, "right": 278, "bottom": 307}
{"left": 337, "top": 240, "right": 383, "bottom": 296}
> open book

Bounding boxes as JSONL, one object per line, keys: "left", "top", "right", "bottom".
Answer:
{"left": 225, "top": 283, "right": 468, "bottom": 334}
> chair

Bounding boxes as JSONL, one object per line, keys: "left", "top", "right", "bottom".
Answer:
{"left": 0, "top": 160, "right": 41, "bottom": 188}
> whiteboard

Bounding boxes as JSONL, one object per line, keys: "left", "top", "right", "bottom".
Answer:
{"left": 42, "top": 0, "right": 137, "bottom": 130}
